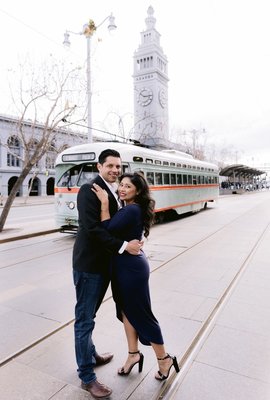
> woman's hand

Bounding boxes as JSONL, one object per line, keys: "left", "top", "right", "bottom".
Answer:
{"left": 91, "top": 183, "right": 110, "bottom": 221}
{"left": 92, "top": 183, "right": 108, "bottom": 203}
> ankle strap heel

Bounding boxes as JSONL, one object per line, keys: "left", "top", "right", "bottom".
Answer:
{"left": 157, "top": 353, "right": 170, "bottom": 361}
{"left": 118, "top": 351, "right": 144, "bottom": 376}
{"left": 155, "top": 354, "right": 180, "bottom": 381}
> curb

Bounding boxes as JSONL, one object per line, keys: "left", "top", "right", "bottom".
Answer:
{"left": 0, "top": 229, "right": 60, "bottom": 244}
{"left": 0, "top": 202, "right": 54, "bottom": 209}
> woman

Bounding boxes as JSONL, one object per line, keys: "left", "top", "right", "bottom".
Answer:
{"left": 92, "top": 172, "right": 179, "bottom": 380}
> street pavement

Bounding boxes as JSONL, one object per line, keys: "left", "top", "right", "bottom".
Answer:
{"left": 0, "top": 196, "right": 57, "bottom": 243}
{"left": 1, "top": 193, "right": 270, "bottom": 399}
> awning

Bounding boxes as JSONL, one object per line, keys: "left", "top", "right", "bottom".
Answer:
{"left": 219, "top": 164, "right": 265, "bottom": 177}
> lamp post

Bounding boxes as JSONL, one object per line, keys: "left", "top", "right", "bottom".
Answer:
{"left": 63, "top": 14, "right": 117, "bottom": 142}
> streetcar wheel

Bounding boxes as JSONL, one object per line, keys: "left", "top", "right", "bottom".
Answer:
{"left": 155, "top": 212, "right": 165, "bottom": 224}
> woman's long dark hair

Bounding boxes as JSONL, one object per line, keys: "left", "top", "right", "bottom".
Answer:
{"left": 119, "top": 172, "right": 155, "bottom": 238}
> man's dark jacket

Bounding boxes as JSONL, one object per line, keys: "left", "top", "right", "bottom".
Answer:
{"left": 72, "top": 175, "right": 123, "bottom": 275}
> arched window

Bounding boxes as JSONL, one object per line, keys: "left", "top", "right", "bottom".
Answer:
{"left": 7, "top": 136, "right": 21, "bottom": 167}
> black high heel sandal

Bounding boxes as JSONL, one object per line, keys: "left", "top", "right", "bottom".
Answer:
{"left": 118, "top": 350, "right": 144, "bottom": 376}
{"left": 155, "top": 353, "right": 180, "bottom": 381}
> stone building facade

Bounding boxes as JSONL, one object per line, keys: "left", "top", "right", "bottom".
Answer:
{"left": 0, "top": 114, "right": 86, "bottom": 197}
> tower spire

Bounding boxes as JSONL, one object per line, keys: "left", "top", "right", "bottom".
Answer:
{"left": 145, "top": 6, "right": 156, "bottom": 29}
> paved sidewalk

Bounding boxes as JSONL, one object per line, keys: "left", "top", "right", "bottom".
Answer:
{"left": 170, "top": 231, "right": 270, "bottom": 400}
{"left": 1, "top": 193, "right": 270, "bottom": 399}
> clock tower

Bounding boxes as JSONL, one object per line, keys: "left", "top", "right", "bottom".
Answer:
{"left": 133, "top": 6, "right": 169, "bottom": 148}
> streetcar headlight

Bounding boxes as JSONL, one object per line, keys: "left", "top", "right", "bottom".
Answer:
{"left": 68, "top": 201, "right": 75, "bottom": 210}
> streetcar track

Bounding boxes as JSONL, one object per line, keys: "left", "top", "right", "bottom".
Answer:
{"left": 0, "top": 234, "right": 74, "bottom": 269}
{"left": 154, "top": 221, "right": 270, "bottom": 400}
{"left": 0, "top": 246, "right": 73, "bottom": 270}
{"left": 0, "top": 231, "right": 70, "bottom": 251}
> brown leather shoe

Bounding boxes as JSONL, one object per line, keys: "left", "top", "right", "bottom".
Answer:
{"left": 95, "top": 352, "right": 114, "bottom": 366}
{"left": 81, "top": 379, "right": 112, "bottom": 398}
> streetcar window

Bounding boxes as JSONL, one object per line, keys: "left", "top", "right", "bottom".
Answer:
{"left": 62, "top": 153, "right": 95, "bottom": 162}
{"left": 146, "top": 158, "right": 153, "bottom": 164}
{"left": 177, "top": 174, "right": 182, "bottom": 184}
{"left": 198, "top": 176, "right": 201, "bottom": 184}
{"left": 163, "top": 173, "right": 170, "bottom": 184}
{"left": 188, "top": 175, "right": 192, "bottom": 184}
{"left": 146, "top": 172, "right": 154, "bottom": 184}
{"left": 155, "top": 160, "right": 162, "bottom": 165}
{"left": 183, "top": 174, "right": 187, "bottom": 184}
{"left": 170, "top": 162, "right": 175, "bottom": 166}
{"left": 171, "top": 174, "right": 176, "bottom": 184}
{"left": 177, "top": 163, "right": 182, "bottom": 167}
{"left": 57, "top": 165, "right": 81, "bottom": 188}
{"left": 163, "top": 161, "right": 169, "bottom": 166}
{"left": 155, "top": 172, "right": 163, "bottom": 185}
{"left": 193, "top": 176, "right": 197, "bottom": 185}
{"left": 78, "top": 164, "right": 98, "bottom": 186}
{"left": 133, "top": 156, "right": 143, "bottom": 162}
{"left": 201, "top": 176, "right": 205, "bottom": 184}
{"left": 122, "top": 164, "right": 130, "bottom": 173}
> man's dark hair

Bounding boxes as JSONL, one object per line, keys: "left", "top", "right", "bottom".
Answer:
{"left": 98, "top": 149, "right": 121, "bottom": 164}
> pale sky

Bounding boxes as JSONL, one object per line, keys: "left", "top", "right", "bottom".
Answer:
{"left": 1, "top": 0, "right": 270, "bottom": 166}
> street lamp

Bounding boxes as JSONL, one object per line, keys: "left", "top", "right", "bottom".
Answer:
{"left": 63, "top": 14, "right": 117, "bottom": 142}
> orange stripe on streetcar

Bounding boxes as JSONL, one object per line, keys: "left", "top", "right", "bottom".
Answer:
{"left": 154, "top": 198, "right": 218, "bottom": 212}
{"left": 150, "top": 184, "right": 219, "bottom": 191}
{"left": 55, "top": 187, "right": 79, "bottom": 194}
{"left": 55, "top": 184, "right": 219, "bottom": 194}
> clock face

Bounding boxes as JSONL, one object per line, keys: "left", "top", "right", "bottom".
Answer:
{"left": 137, "top": 87, "right": 153, "bottom": 107}
{"left": 159, "top": 89, "right": 167, "bottom": 108}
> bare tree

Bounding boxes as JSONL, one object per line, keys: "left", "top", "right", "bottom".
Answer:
{"left": 0, "top": 58, "right": 83, "bottom": 232}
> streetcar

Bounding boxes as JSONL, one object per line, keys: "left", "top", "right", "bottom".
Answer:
{"left": 54, "top": 141, "right": 219, "bottom": 232}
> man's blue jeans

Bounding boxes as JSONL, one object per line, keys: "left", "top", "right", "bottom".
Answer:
{"left": 73, "top": 270, "right": 104, "bottom": 384}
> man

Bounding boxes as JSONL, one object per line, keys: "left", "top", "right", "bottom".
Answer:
{"left": 72, "top": 149, "right": 142, "bottom": 398}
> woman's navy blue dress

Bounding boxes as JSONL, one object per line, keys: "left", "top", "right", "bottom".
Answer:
{"left": 102, "top": 204, "right": 164, "bottom": 346}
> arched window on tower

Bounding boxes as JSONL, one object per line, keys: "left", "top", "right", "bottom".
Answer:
{"left": 7, "top": 135, "right": 21, "bottom": 167}
{"left": 143, "top": 33, "right": 152, "bottom": 44}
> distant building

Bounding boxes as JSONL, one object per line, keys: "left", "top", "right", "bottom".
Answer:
{"left": 0, "top": 114, "right": 86, "bottom": 197}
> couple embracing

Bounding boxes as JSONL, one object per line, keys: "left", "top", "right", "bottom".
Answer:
{"left": 72, "top": 148, "right": 179, "bottom": 398}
